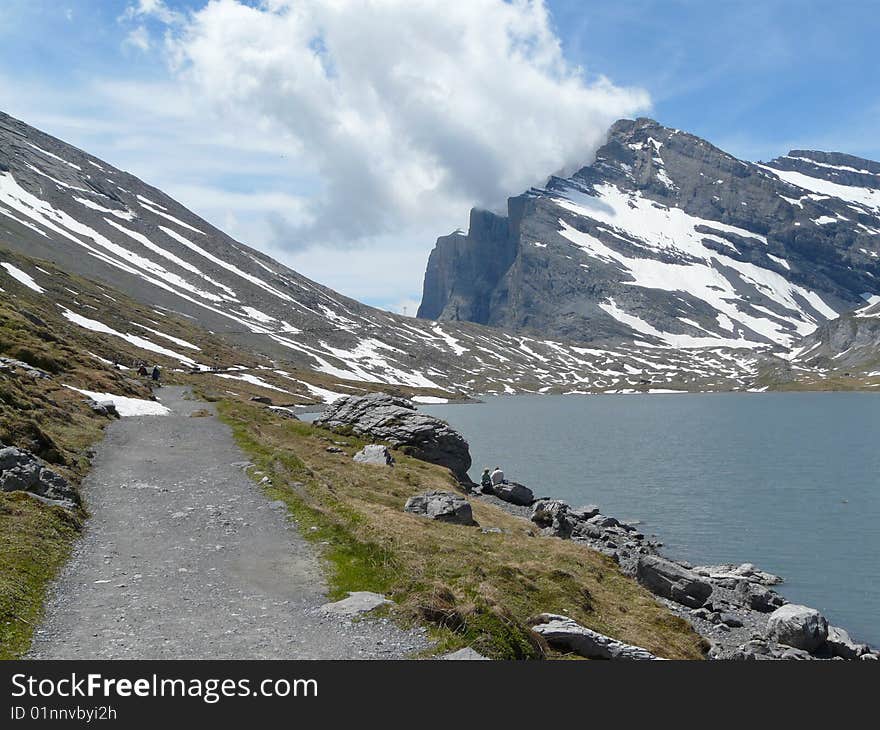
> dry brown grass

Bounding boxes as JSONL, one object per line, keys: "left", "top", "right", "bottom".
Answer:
{"left": 219, "top": 400, "right": 707, "bottom": 660}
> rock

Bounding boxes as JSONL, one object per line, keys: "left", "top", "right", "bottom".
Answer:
{"left": 824, "top": 626, "right": 868, "bottom": 660}
{"left": 694, "top": 562, "right": 783, "bottom": 586}
{"left": 733, "top": 580, "right": 786, "bottom": 613}
{"left": 352, "top": 444, "right": 394, "bottom": 466}
{"left": 319, "top": 591, "right": 392, "bottom": 617}
{"left": 0, "top": 446, "right": 78, "bottom": 505}
{"left": 89, "top": 399, "right": 119, "bottom": 418}
{"left": 249, "top": 395, "right": 273, "bottom": 404}
{"left": 766, "top": 604, "right": 828, "bottom": 652}
{"left": 530, "top": 614, "right": 661, "bottom": 660}
{"left": 530, "top": 499, "right": 572, "bottom": 537}
{"left": 325, "top": 446, "right": 344, "bottom": 453}
{"left": 493, "top": 481, "right": 534, "bottom": 506}
{"left": 569, "top": 504, "right": 600, "bottom": 520}
{"left": 268, "top": 406, "right": 300, "bottom": 420}
{"left": 315, "top": 393, "right": 471, "bottom": 482}
{"left": 719, "top": 612, "right": 744, "bottom": 628}
{"left": 440, "top": 647, "right": 489, "bottom": 660}
{"left": 0, "top": 357, "right": 50, "bottom": 379}
{"left": 726, "top": 639, "right": 779, "bottom": 660}
{"left": 636, "top": 555, "right": 712, "bottom": 608}
{"left": 404, "top": 491, "right": 474, "bottom": 525}
{"left": 587, "top": 514, "right": 620, "bottom": 529}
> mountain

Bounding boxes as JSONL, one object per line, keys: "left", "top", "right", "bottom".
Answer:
{"left": 419, "top": 118, "right": 880, "bottom": 359}
{"left": 0, "top": 111, "right": 767, "bottom": 399}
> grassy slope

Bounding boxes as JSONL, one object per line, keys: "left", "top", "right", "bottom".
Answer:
{"left": 217, "top": 399, "right": 707, "bottom": 660}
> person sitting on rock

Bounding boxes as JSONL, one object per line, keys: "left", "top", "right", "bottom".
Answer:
{"left": 137, "top": 364, "right": 148, "bottom": 377}
{"left": 480, "top": 468, "right": 493, "bottom": 493}
{"left": 490, "top": 466, "right": 505, "bottom": 486}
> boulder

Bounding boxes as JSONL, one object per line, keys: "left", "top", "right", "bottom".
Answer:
{"left": 733, "top": 580, "right": 786, "bottom": 613}
{"left": 404, "top": 490, "right": 475, "bottom": 525}
{"left": 693, "top": 562, "right": 783, "bottom": 586}
{"left": 440, "top": 647, "right": 489, "bottom": 660}
{"left": 569, "top": 504, "right": 600, "bottom": 520}
{"left": 493, "top": 481, "right": 534, "bottom": 506}
{"left": 824, "top": 626, "right": 868, "bottom": 660}
{"left": 319, "top": 591, "right": 392, "bottom": 617}
{"left": 353, "top": 444, "right": 395, "bottom": 466}
{"left": 249, "top": 395, "right": 273, "bottom": 405}
{"left": 530, "top": 614, "right": 660, "bottom": 660}
{"left": 766, "top": 604, "right": 828, "bottom": 652}
{"left": 530, "top": 499, "right": 572, "bottom": 537}
{"left": 89, "top": 399, "right": 119, "bottom": 418}
{"left": 636, "top": 555, "right": 712, "bottom": 608}
{"left": 0, "top": 445, "right": 78, "bottom": 505}
{"left": 315, "top": 393, "right": 471, "bottom": 482}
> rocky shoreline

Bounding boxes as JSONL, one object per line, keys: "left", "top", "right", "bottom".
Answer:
{"left": 315, "top": 392, "right": 878, "bottom": 661}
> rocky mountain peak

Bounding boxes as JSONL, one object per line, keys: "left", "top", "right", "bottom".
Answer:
{"left": 419, "top": 119, "right": 880, "bottom": 352}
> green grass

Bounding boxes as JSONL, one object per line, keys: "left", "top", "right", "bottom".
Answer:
{"left": 218, "top": 399, "right": 707, "bottom": 660}
{"left": 0, "top": 493, "right": 81, "bottom": 659}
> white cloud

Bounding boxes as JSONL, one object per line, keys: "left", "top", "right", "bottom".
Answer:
{"left": 123, "top": 26, "right": 152, "bottom": 52}
{"left": 163, "top": 0, "right": 649, "bottom": 247}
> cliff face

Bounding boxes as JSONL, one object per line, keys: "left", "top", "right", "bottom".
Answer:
{"left": 418, "top": 118, "right": 880, "bottom": 351}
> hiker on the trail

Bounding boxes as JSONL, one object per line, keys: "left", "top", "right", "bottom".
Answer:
{"left": 137, "top": 364, "right": 148, "bottom": 377}
{"left": 490, "top": 466, "right": 505, "bottom": 486}
{"left": 480, "top": 468, "right": 493, "bottom": 492}
{"left": 151, "top": 365, "right": 161, "bottom": 382}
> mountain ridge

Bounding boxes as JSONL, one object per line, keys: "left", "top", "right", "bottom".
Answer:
{"left": 1, "top": 110, "right": 779, "bottom": 398}
{"left": 419, "top": 117, "right": 880, "bottom": 360}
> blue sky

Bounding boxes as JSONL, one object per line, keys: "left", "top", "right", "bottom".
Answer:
{"left": 1, "top": 1, "right": 878, "bottom": 312}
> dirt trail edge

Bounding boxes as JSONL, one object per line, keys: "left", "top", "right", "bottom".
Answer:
{"left": 27, "top": 387, "right": 427, "bottom": 659}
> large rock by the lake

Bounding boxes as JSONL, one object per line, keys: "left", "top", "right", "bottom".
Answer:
{"left": 530, "top": 614, "right": 660, "bottom": 660}
{"left": 636, "top": 555, "right": 712, "bottom": 608}
{"left": 315, "top": 393, "right": 471, "bottom": 482}
{"left": 0, "top": 445, "right": 78, "bottom": 506}
{"left": 493, "top": 481, "right": 534, "bottom": 506}
{"left": 766, "top": 604, "right": 828, "bottom": 652}
{"left": 824, "top": 626, "right": 868, "bottom": 660}
{"left": 404, "top": 490, "right": 475, "bottom": 525}
{"left": 734, "top": 580, "right": 786, "bottom": 613}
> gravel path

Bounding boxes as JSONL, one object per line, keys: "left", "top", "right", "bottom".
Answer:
{"left": 27, "top": 387, "right": 427, "bottom": 659}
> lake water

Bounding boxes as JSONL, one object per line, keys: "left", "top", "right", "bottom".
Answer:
{"left": 421, "top": 393, "right": 880, "bottom": 646}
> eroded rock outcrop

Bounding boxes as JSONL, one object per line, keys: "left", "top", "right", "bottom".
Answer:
{"left": 530, "top": 613, "right": 660, "bottom": 660}
{"left": 0, "top": 444, "right": 78, "bottom": 507}
{"left": 315, "top": 393, "right": 471, "bottom": 482}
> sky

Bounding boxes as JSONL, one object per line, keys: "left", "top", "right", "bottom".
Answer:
{"left": 0, "top": 0, "right": 878, "bottom": 314}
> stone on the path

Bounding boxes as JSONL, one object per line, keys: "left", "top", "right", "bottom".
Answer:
{"left": 766, "top": 604, "right": 828, "bottom": 652}
{"left": 353, "top": 444, "right": 394, "bottom": 466}
{"left": 315, "top": 393, "right": 471, "bottom": 482}
{"left": 0, "top": 445, "right": 78, "bottom": 506}
{"left": 636, "top": 555, "right": 712, "bottom": 608}
{"left": 404, "top": 490, "right": 474, "bottom": 525}
{"left": 440, "top": 647, "right": 489, "bottom": 660}
{"left": 493, "top": 481, "right": 534, "bottom": 506}
{"left": 319, "top": 591, "right": 392, "bottom": 617}
{"left": 530, "top": 614, "right": 660, "bottom": 660}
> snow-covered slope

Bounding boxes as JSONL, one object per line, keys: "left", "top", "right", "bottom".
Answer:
{"left": 420, "top": 119, "right": 880, "bottom": 358}
{"left": 0, "top": 111, "right": 770, "bottom": 397}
